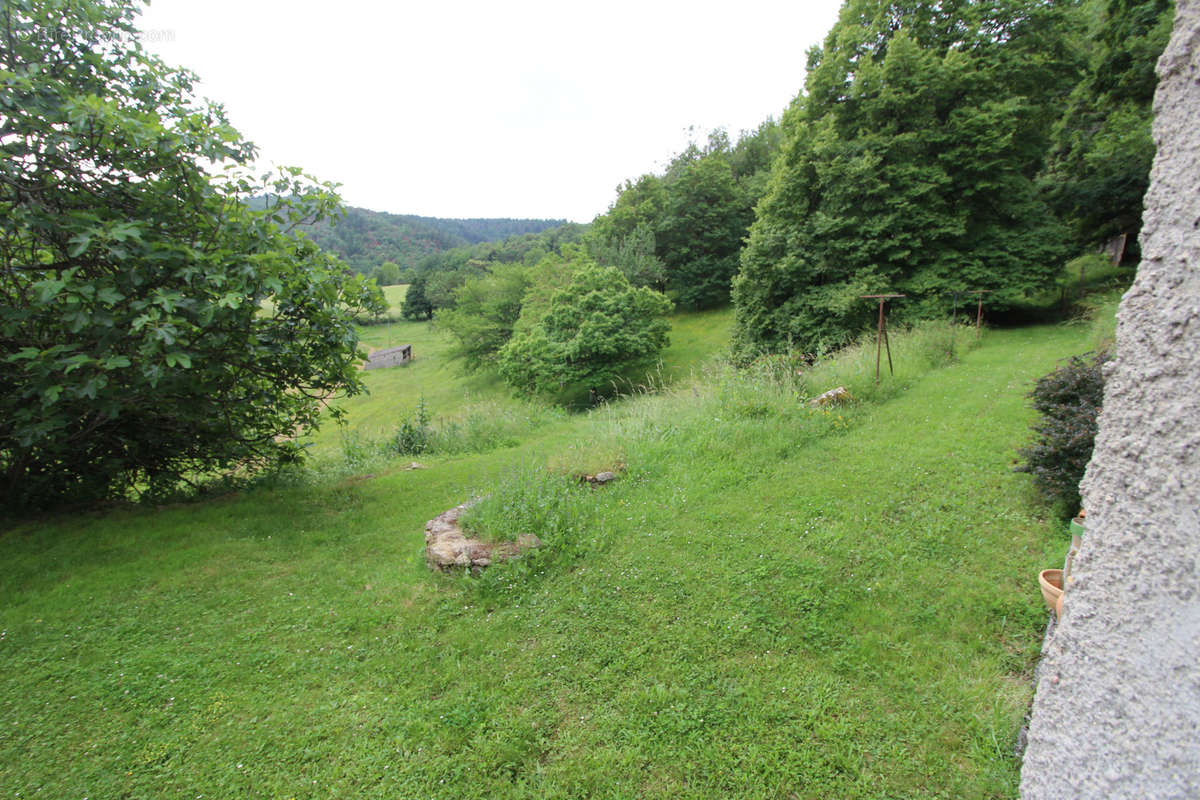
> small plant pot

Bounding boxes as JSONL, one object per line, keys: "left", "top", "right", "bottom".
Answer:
{"left": 1039, "top": 569, "right": 1064, "bottom": 615}
{"left": 1070, "top": 516, "right": 1086, "bottom": 537}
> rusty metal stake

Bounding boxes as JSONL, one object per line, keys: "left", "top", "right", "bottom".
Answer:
{"left": 861, "top": 294, "right": 905, "bottom": 384}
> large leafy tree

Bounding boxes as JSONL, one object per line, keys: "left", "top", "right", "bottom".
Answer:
{"left": 586, "top": 223, "right": 667, "bottom": 290}
{"left": 436, "top": 264, "right": 534, "bottom": 371}
{"left": 372, "top": 261, "right": 402, "bottom": 286}
{"left": 0, "top": 0, "right": 383, "bottom": 510}
{"left": 590, "top": 131, "right": 772, "bottom": 311}
{"left": 734, "top": 0, "right": 1077, "bottom": 353}
{"left": 400, "top": 273, "right": 434, "bottom": 320}
{"left": 657, "top": 152, "right": 755, "bottom": 309}
{"left": 1040, "top": 0, "right": 1173, "bottom": 254}
{"left": 497, "top": 264, "right": 672, "bottom": 400}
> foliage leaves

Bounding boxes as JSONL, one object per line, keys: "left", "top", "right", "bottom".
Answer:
{"left": 437, "top": 264, "right": 535, "bottom": 371}
{"left": 497, "top": 265, "right": 672, "bottom": 400}
{"left": 1016, "top": 350, "right": 1111, "bottom": 513}
{"left": 401, "top": 273, "right": 434, "bottom": 320}
{"left": 1040, "top": 0, "right": 1173, "bottom": 253}
{"left": 589, "top": 122, "right": 779, "bottom": 311}
{"left": 0, "top": 0, "right": 383, "bottom": 510}
{"left": 733, "top": 0, "right": 1078, "bottom": 354}
{"left": 300, "top": 205, "right": 564, "bottom": 275}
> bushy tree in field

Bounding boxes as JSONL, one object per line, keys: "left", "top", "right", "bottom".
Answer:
{"left": 734, "top": 0, "right": 1077, "bottom": 354}
{"left": 589, "top": 175, "right": 668, "bottom": 247}
{"left": 497, "top": 265, "right": 672, "bottom": 399}
{"left": 0, "top": 0, "right": 383, "bottom": 510}
{"left": 373, "top": 261, "right": 402, "bottom": 286}
{"left": 589, "top": 123, "right": 778, "bottom": 311}
{"left": 436, "top": 264, "right": 534, "bottom": 371}
{"left": 586, "top": 224, "right": 668, "bottom": 290}
{"left": 1017, "top": 350, "right": 1111, "bottom": 513}
{"left": 400, "top": 274, "right": 434, "bottom": 320}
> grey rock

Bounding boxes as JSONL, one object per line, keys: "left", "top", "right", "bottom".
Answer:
{"left": 809, "top": 386, "right": 852, "bottom": 407}
{"left": 423, "top": 502, "right": 541, "bottom": 573}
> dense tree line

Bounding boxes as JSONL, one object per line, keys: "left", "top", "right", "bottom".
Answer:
{"left": 587, "top": 122, "right": 781, "bottom": 310}
{"left": 420, "top": 0, "right": 1171, "bottom": 388}
{"left": 730, "top": 0, "right": 1173, "bottom": 355}
{"left": 1040, "top": 0, "right": 1173, "bottom": 257}
{"left": 400, "top": 224, "right": 587, "bottom": 320}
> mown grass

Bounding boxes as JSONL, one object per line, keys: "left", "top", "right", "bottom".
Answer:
{"left": 0, "top": 313, "right": 1104, "bottom": 798}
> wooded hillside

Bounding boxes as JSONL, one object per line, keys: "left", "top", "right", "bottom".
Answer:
{"left": 301, "top": 206, "right": 566, "bottom": 274}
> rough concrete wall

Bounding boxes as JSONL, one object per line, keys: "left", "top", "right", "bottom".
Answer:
{"left": 1020, "top": 4, "right": 1200, "bottom": 798}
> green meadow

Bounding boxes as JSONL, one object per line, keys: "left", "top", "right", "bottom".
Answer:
{"left": 0, "top": 297, "right": 1114, "bottom": 798}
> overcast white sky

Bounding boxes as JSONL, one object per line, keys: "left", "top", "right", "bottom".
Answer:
{"left": 136, "top": 0, "right": 844, "bottom": 223}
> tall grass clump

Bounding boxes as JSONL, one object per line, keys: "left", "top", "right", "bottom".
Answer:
{"left": 729, "top": 319, "right": 980, "bottom": 406}
{"left": 461, "top": 467, "right": 605, "bottom": 547}
{"left": 538, "top": 319, "right": 980, "bottom": 491}
{"left": 795, "top": 319, "right": 979, "bottom": 402}
{"left": 432, "top": 401, "right": 568, "bottom": 455}
{"left": 454, "top": 465, "right": 614, "bottom": 599}
{"left": 333, "top": 398, "right": 569, "bottom": 465}
{"left": 1078, "top": 287, "right": 1122, "bottom": 351}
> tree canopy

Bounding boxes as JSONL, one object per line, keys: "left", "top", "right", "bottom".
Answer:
{"left": 588, "top": 123, "right": 779, "bottom": 311}
{"left": 0, "top": 0, "right": 383, "bottom": 510}
{"left": 302, "top": 207, "right": 566, "bottom": 275}
{"left": 497, "top": 264, "right": 672, "bottom": 400}
{"left": 437, "top": 264, "right": 535, "bottom": 371}
{"left": 1040, "top": 0, "right": 1173, "bottom": 255}
{"left": 733, "top": 0, "right": 1079, "bottom": 354}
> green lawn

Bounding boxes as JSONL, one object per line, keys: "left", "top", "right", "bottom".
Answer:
{"left": 0, "top": 321, "right": 1089, "bottom": 799}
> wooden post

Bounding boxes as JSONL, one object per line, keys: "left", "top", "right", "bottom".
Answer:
{"left": 970, "top": 290, "right": 993, "bottom": 339}
{"left": 860, "top": 294, "right": 905, "bottom": 384}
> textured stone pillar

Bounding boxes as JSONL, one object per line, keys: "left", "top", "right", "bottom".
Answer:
{"left": 1020, "top": 3, "right": 1200, "bottom": 797}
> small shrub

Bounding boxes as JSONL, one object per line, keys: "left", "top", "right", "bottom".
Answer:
{"left": 908, "top": 319, "right": 973, "bottom": 370}
{"left": 1016, "top": 350, "right": 1111, "bottom": 513}
{"left": 389, "top": 397, "right": 432, "bottom": 456}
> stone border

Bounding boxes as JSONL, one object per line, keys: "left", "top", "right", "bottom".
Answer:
{"left": 424, "top": 502, "right": 541, "bottom": 573}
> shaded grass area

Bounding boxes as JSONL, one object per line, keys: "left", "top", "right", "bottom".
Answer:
{"left": 0, "top": 320, "right": 1094, "bottom": 798}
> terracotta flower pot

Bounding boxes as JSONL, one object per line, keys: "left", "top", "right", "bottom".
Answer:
{"left": 1039, "top": 569, "right": 1064, "bottom": 615}
{"left": 1070, "top": 516, "right": 1086, "bottom": 537}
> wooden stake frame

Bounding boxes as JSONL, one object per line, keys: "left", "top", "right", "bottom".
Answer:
{"left": 860, "top": 294, "right": 905, "bottom": 384}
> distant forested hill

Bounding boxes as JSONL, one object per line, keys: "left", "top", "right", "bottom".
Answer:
{"left": 285, "top": 202, "right": 565, "bottom": 274}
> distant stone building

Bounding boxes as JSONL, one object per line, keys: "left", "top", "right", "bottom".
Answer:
{"left": 363, "top": 344, "right": 412, "bottom": 370}
{"left": 1019, "top": 3, "right": 1200, "bottom": 798}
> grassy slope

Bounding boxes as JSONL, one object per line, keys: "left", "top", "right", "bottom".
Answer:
{"left": 306, "top": 300, "right": 734, "bottom": 456}
{"left": 0, "top": 323, "right": 1086, "bottom": 799}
